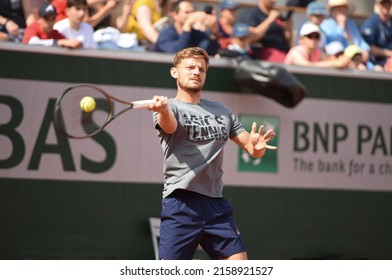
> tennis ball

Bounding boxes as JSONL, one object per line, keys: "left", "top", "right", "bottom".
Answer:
{"left": 80, "top": 96, "right": 96, "bottom": 113}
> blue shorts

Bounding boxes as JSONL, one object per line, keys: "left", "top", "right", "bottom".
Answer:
{"left": 159, "top": 189, "right": 246, "bottom": 260}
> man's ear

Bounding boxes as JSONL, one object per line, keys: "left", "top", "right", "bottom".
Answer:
{"left": 170, "top": 67, "right": 178, "bottom": 79}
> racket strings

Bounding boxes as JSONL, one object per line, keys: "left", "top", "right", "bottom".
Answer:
{"left": 55, "top": 86, "right": 112, "bottom": 138}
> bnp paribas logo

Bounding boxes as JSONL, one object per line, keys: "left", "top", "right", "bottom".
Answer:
{"left": 238, "top": 114, "right": 279, "bottom": 173}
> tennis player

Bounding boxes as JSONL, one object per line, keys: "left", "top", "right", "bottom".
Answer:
{"left": 149, "top": 47, "right": 277, "bottom": 260}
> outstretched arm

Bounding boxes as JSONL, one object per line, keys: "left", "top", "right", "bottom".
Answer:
{"left": 231, "top": 122, "right": 277, "bottom": 158}
{"left": 148, "top": 95, "right": 177, "bottom": 134}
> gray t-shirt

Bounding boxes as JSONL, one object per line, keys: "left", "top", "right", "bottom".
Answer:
{"left": 154, "top": 98, "right": 245, "bottom": 198}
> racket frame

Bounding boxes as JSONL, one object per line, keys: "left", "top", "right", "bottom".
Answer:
{"left": 54, "top": 84, "right": 154, "bottom": 139}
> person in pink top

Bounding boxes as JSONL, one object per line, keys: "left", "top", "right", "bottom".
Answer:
{"left": 284, "top": 22, "right": 349, "bottom": 68}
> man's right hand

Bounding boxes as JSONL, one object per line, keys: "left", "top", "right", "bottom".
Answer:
{"left": 183, "top": 11, "right": 209, "bottom": 32}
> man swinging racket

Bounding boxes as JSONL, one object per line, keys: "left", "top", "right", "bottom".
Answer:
{"left": 148, "top": 47, "right": 277, "bottom": 260}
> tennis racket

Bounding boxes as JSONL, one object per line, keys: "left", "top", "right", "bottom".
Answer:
{"left": 53, "top": 84, "right": 155, "bottom": 139}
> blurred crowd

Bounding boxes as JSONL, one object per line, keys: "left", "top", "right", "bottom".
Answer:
{"left": 1, "top": 0, "right": 392, "bottom": 72}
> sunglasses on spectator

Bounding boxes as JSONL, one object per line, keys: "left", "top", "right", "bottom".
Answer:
{"left": 305, "top": 33, "right": 320, "bottom": 40}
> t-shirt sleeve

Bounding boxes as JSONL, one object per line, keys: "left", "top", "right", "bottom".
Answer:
{"left": 228, "top": 108, "right": 245, "bottom": 138}
{"left": 153, "top": 100, "right": 178, "bottom": 132}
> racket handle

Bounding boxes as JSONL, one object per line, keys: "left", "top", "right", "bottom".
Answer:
{"left": 132, "top": 99, "right": 156, "bottom": 109}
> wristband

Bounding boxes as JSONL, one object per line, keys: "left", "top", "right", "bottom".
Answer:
{"left": 3, "top": 18, "right": 9, "bottom": 27}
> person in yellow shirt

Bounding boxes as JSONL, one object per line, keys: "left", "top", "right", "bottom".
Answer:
{"left": 116, "top": 0, "right": 172, "bottom": 47}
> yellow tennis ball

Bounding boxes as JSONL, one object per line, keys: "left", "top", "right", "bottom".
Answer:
{"left": 80, "top": 96, "right": 96, "bottom": 113}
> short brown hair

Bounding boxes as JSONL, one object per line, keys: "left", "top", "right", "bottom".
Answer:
{"left": 67, "top": 0, "right": 88, "bottom": 8}
{"left": 173, "top": 47, "right": 209, "bottom": 68}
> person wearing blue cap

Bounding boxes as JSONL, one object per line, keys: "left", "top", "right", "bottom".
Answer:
{"left": 297, "top": 1, "right": 328, "bottom": 50}
{"left": 217, "top": 0, "right": 239, "bottom": 49}
{"left": 306, "top": 1, "right": 328, "bottom": 23}
{"left": 218, "top": 22, "right": 256, "bottom": 58}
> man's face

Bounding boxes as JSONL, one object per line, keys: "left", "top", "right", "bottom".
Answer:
{"left": 332, "top": 5, "right": 349, "bottom": 16}
{"left": 41, "top": 14, "right": 57, "bottom": 33}
{"left": 173, "top": 57, "right": 207, "bottom": 93}
{"left": 352, "top": 53, "right": 362, "bottom": 66}
{"left": 174, "top": 1, "right": 195, "bottom": 25}
{"left": 67, "top": 4, "right": 87, "bottom": 27}
{"left": 309, "top": 14, "right": 325, "bottom": 25}
{"left": 377, "top": 0, "right": 392, "bottom": 17}
{"left": 221, "top": 8, "right": 237, "bottom": 24}
{"left": 302, "top": 32, "right": 320, "bottom": 50}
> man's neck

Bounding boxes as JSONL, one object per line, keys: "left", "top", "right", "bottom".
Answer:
{"left": 176, "top": 90, "right": 201, "bottom": 104}
{"left": 174, "top": 22, "right": 183, "bottom": 34}
{"left": 70, "top": 20, "right": 80, "bottom": 30}
{"left": 379, "top": 12, "right": 391, "bottom": 23}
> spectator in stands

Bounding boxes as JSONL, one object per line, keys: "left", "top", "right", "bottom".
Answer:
{"left": 236, "top": 0, "right": 292, "bottom": 63}
{"left": 297, "top": 1, "right": 328, "bottom": 50}
{"left": 325, "top": 40, "right": 345, "bottom": 60}
{"left": 0, "top": 0, "right": 43, "bottom": 27}
{"left": 52, "top": 0, "right": 121, "bottom": 29}
{"left": 320, "top": 0, "right": 371, "bottom": 67}
{"left": 115, "top": 0, "right": 172, "bottom": 48}
{"left": 0, "top": 0, "right": 40, "bottom": 42}
{"left": 153, "top": 0, "right": 219, "bottom": 55}
{"left": 284, "top": 22, "right": 349, "bottom": 68}
{"left": 218, "top": 22, "right": 255, "bottom": 59}
{"left": 361, "top": 0, "right": 392, "bottom": 71}
{"left": 54, "top": 0, "right": 97, "bottom": 49}
{"left": 22, "top": 2, "right": 82, "bottom": 48}
{"left": 344, "top": 44, "right": 367, "bottom": 70}
{"left": 217, "top": 0, "right": 239, "bottom": 50}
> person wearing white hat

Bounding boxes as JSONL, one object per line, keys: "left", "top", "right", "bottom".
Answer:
{"left": 320, "top": 0, "right": 371, "bottom": 68}
{"left": 361, "top": 0, "right": 392, "bottom": 71}
{"left": 325, "top": 40, "right": 344, "bottom": 58}
{"left": 296, "top": 1, "right": 328, "bottom": 50}
{"left": 284, "top": 22, "right": 349, "bottom": 68}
